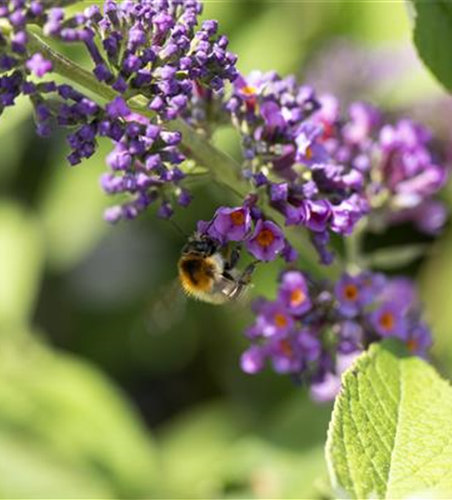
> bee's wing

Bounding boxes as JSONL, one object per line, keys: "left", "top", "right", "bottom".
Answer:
{"left": 143, "top": 278, "right": 187, "bottom": 335}
{"left": 215, "top": 273, "right": 254, "bottom": 304}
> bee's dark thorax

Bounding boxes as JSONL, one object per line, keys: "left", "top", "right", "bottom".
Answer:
{"left": 182, "top": 235, "right": 219, "bottom": 258}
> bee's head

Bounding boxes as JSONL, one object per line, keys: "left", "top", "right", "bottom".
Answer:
{"left": 182, "top": 233, "right": 219, "bottom": 257}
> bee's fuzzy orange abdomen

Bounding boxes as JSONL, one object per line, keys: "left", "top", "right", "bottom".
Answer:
{"left": 178, "top": 255, "right": 218, "bottom": 295}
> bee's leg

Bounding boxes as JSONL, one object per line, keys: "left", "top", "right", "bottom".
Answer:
{"left": 227, "top": 261, "right": 259, "bottom": 300}
{"left": 238, "top": 260, "right": 258, "bottom": 285}
{"left": 224, "top": 245, "right": 241, "bottom": 271}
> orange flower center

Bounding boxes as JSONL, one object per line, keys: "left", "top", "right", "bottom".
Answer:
{"left": 279, "top": 339, "right": 293, "bottom": 357}
{"left": 242, "top": 85, "right": 257, "bottom": 96}
{"left": 344, "top": 284, "right": 359, "bottom": 301}
{"left": 274, "top": 313, "right": 288, "bottom": 329}
{"left": 290, "top": 288, "right": 306, "bottom": 307}
{"left": 230, "top": 210, "right": 245, "bottom": 226}
{"left": 379, "top": 312, "right": 395, "bottom": 331}
{"left": 305, "top": 146, "right": 313, "bottom": 160}
{"left": 256, "top": 229, "right": 275, "bottom": 248}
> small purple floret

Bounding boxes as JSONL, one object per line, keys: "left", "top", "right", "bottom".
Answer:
{"left": 26, "top": 53, "right": 52, "bottom": 77}
{"left": 246, "top": 219, "right": 285, "bottom": 261}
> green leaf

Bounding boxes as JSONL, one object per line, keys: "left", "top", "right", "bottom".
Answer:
{"left": 224, "top": 436, "right": 327, "bottom": 499}
{"left": 160, "top": 395, "right": 332, "bottom": 499}
{"left": 365, "top": 244, "right": 428, "bottom": 270}
{"left": 39, "top": 139, "right": 110, "bottom": 271}
{"left": 326, "top": 341, "right": 452, "bottom": 499}
{"left": 230, "top": 3, "right": 339, "bottom": 75}
{"left": 0, "top": 431, "right": 113, "bottom": 499}
{"left": 411, "top": 0, "right": 452, "bottom": 92}
{"left": 159, "top": 402, "right": 248, "bottom": 498}
{"left": 0, "top": 203, "right": 44, "bottom": 327}
{"left": 0, "top": 334, "right": 159, "bottom": 499}
{"left": 420, "top": 229, "right": 452, "bottom": 370}
{"left": 0, "top": 100, "right": 33, "bottom": 185}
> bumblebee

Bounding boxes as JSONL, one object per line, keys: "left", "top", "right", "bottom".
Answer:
{"left": 178, "top": 232, "right": 255, "bottom": 304}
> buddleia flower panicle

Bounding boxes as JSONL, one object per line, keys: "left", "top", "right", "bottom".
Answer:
{"left": 226, "top": 72, "right": 449, "bottom": 262}
{"left": 0, "top": 0, "right": 447, "bottom": 402}
{"left": 0, "top": 0, "right": 238, "bottom": 221}
{"left": 241, "top": 270, "right": 432, "bottom": 401}
{"left": 310, "top": 96, "right": 450, "bottom": 235}
{"left": 226, "top": 71, "right": 371, "bottom": 264}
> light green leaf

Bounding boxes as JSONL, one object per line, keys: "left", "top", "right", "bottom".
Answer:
{"left": 411, "top": 0, "right": 452, "bottom": 92}
{"left": 39, "top": 139, "right": 110, "bottom": 271}
{"left": 420, "top": 228, "right": 452, "bottom": 369}
{"left": 0, "top": 99, "right": 33, "bottom": 185}
{"left": 231, "top": 3, "right": 340, "bottom": 75}
{"left": 365, "top": 244, "right": 428, "bottom": 270}
{"left": 347, "top": 1, "right": 410, "bottom": 43}
{"left": 0, "top": 431, "right": 113, "bottom": 499}
{"left": 159, "top": 402, "right": 247, "bottom": 498}
{"left": 0, "top": 334, "right": 159, "bottom": 499}
{"left": 223, "top": 436, "right": 327, "bottom": 499}
{"left": 160, "top": 395, "right": 332, "bottom": 499}
{"left": 326, "top": 341, "right": 452, "bottom": 499}
{"left": 0, "top": 203, "right": 44, "bottom": 327}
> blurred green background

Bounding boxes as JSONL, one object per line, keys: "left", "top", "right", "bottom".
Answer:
{"left": 1, "top": 1, "right": 452, "bottom": 498}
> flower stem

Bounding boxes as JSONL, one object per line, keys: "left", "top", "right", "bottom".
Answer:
{"left": 25, "top": 29, "right": 341, "bottom": 278}
{"left": 345, "top": 219, "right": 366, "bottom": 274}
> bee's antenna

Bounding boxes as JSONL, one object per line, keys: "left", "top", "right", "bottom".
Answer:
{"left": 205, "top": 218, "right": 215, "bottom": 232}
{"left": 202, "top": 214, "right": 217, "bottom": 235}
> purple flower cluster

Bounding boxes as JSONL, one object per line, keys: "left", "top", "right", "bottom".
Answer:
{"left": 44, "top": 0, "right": 238, "bottom": 120}
{"left": 311, "top": 96, "right": 449, "bottom": 235}
{"left": 241, "top": 270, "right": 432, "bottom": 401}
{"left": 0, "top": 0, "right": 446, "bottom": 409}
{"left": 227, "top": 73, "right": 449, "bottom": 263}
{"left": 0, "top": 0, "right": 54, "bottom": 115}
{"left": 0, "top": 0, "right": 238, "bottom": 221}
{"left": 100, "top": 102, "right": 190, "bottom": 222}
{"left": 198, "top": 205, "right": 293, "bottom": 262}
{"left": 227, "top": 72, "right": 371, "bottom": 264}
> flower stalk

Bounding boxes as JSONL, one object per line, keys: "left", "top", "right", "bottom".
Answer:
{"left": 344, "top": 219, "right": 366, "bottom": 273}
{"left": 26, "top": 28, "right": 338, "bottom": 277}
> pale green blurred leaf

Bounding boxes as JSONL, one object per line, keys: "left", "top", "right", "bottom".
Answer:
{"left": 265, "top": 392, "right": 331, "bottom": 450}
{"left": 224, "top": 437, "right": 326, "bottom": 500}
{"left": 0, "top": 432, "right": 113, "bottom": 499}
{"left": 160, "top": 394, "right": 331, "bottom": 499}
{"left": 0, "top": 334, "right": 159, "bottom": 499}
{"left": 0, "top": 96, "right": 33, "bottom": 134}
{"left": 411, "top": 0, "right": 452, "bottom": 93}
{"left": 365, "top": 244, "right": 428, "bottom": 270}
{"left": 0, "top": 203, "right": 44, "bottom": 327}
{"left": 231, "top": 3, "right": 339, "bottom": 76}
{"left": 0, "top": 99, "right": 33, "bottom": 184}
{"left": 201, "top": 1, "right": 245, "bottom": 36}
{"left": 223, "top": 394, "right": 331, "bottom": 499}
{"left": 347, "top": 1, "right": 411, "bottom": 43}
{"left": 420, "top": 228, "right": 452, "bottom": 369}
{"left": 326, "top": 341, "right": 452, "bottom": 499}
{"left": 39, "top": 140, "right": 110, "bottom": 271}
{"left": 159, "top": 402, "right": 248, "bottom": 498}
{"left": 64, "top": 0, "right": 103, "bottom": 15}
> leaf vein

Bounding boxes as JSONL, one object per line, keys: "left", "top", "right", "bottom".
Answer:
{"left": 347, "top": 378, "right": 388, "bottom": 494}
{"left": 384, "top": 356, "right": 403, "bottom": 499}
{"left": 340, "top": 394, "right": 358, "bottom": 498}
{"left": 360, "top": 377, "right": 393, "bottom": 456}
